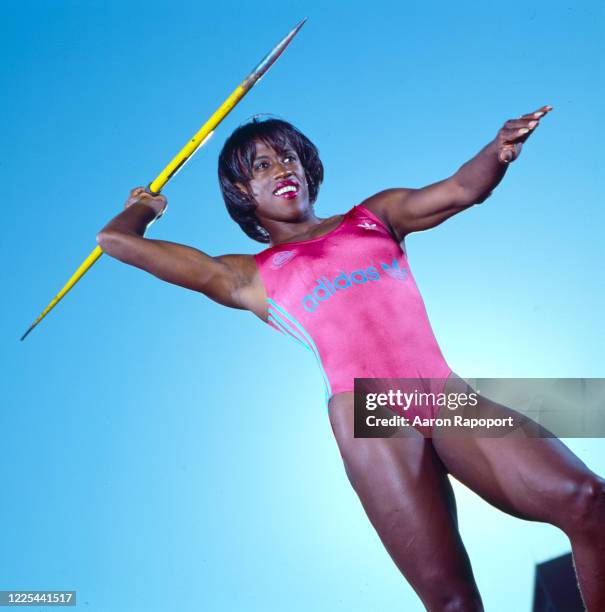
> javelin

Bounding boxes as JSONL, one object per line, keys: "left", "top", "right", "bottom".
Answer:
{"left": 20, "top": 18, "right": 307, "bottom": 341}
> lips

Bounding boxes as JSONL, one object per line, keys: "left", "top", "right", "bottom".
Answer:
{"left": 273, "top": 179, "right": 299, "bottom": 199}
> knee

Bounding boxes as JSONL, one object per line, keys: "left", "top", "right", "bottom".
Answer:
{"left": 566, "top": 474, "right": 605, "bottom": 531}
{"left": 426, "top": 588, "right": 483, "bottom": 611}
{"left": 418, "top": 571, "right": 482, "bottom": 611}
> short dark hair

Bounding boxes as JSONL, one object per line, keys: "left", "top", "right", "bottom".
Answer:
{"left": 218, "top": 117, "right": 324, "bottom": 243}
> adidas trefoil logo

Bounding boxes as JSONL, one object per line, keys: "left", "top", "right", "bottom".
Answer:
{"left": 358, "top": 221, "right": 377, "bottom": 230}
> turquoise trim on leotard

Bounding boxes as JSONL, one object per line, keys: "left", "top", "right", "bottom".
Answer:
{"left": 268, "top": 314, "right": 309, "bottom": 351}
{"left": 267, "top": 298, "right": 332, "bottom": 405}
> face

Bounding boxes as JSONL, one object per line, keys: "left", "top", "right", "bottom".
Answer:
{"left": 238, "top": 139, "right": 311, "bottom": 222}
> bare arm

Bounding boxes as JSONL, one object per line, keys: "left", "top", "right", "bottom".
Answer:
{"left": 363, "top": 105, "right": 553, "bottom": 240}
{"left": 96, "top": 187, "right": 261, "bottom": 312}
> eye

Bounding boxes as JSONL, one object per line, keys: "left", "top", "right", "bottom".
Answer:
{"left": 284, "top": 154, "right": 297, "bottom": 163}
{"left": 254, "top": 160, "right": 270, "bottom": 171}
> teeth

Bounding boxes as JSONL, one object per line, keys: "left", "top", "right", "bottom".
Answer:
{"left": 274, "top": 185, "right": 297, "bottom": 196}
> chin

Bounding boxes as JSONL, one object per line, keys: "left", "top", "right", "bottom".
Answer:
{"left": 289, "top": 199, "right": 312, "bottom": 217}
{"left": 273, "top": 194, "right": 308, "bottom": 210}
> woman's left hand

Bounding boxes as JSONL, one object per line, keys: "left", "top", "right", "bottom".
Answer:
{"left": 496, "top": 105, "right": 553, "bottom": 164}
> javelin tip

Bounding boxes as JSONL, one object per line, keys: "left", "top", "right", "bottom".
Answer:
{"left": 246, "top": 17, "right": 308, "bottom": 86}
{"left": 288, "top": 17, "right": 308, "bottom": 39}
{"left": 295, "top": 17, "right": 308, "bottom": 29}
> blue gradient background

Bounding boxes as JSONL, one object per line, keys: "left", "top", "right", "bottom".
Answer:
{"left": 2, "top": 1, "right": 603, "bottom": 610}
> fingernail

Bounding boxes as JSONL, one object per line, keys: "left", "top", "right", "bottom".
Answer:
{"left": 534, "top": 112, "right": 544, "bottom": 118}
{"left": 528, "top": 121, "right": 538, "bottom": 128}
{"left": 519, "top": 128, "right": 529, "bottom": 134}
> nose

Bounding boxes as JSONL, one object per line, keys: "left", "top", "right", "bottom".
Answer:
{"left": 273, "top": 161, "right": 292, "bottom": 179}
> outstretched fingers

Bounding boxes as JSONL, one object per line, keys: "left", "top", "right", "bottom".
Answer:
{"left": 501, "top": 105, "right": 553, "bottom": 143}
{"left": 497, "top": 104, "right": 553, "bottom": 163}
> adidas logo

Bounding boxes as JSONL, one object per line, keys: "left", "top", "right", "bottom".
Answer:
{"left": 358, "top": 221, "right": 377, "bottom": 230}
{"left": 301, "top": 258, "right": 408, "bottom": 312}
{"left": 270, "top": 250, "right": 297, "bottom": 269}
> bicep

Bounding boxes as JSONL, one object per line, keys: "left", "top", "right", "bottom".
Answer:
{"left": 364, "top": 180, "right": 474, "bottom": 239}
{"left": 98, "top": 232, "right": 245, "bottom": 309}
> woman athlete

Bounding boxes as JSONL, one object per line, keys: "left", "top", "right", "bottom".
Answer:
{"left": 97, "top": 105, "right": 605, "bottom": 611}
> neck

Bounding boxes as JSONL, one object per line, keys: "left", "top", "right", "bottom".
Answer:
{"left": 261, "top": 209, "right": 327, "bottom": 246}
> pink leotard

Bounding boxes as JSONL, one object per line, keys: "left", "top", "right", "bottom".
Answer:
{"left": 254, "top": 204, "right": 452, "bottom": 405}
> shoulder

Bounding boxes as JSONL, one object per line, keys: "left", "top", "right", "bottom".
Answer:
{"left": 359, "top": 188, "right": 414, "bottom": 218}
{"left": 358, "top": 188, "right": 414, "bottom": 241}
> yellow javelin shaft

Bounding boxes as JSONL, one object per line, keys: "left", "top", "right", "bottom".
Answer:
{"left": 21, "top": 18, "right": 307, "bottom": 341}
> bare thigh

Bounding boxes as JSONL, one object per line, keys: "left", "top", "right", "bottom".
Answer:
{"left": 328, "top": 392, "right": 483, "bottom": 610}
{"left": 433, "top": 374, "right": 602, "bottom": 529}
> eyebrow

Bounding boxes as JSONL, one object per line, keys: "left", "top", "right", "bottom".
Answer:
{"left": 253, "top": 149, "right": 296, "bottom": 162}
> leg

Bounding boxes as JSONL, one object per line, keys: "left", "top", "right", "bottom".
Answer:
{"left": 329, "top": 392, "right": 484, "bottom": 611}
{"left": 432, "top": 375, "right": 605, "bottom": 611}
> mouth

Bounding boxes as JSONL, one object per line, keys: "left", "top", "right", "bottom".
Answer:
{"left": 273, "top": 179, "right": 299, "bottom": 199}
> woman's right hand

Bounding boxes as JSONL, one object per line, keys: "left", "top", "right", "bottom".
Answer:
{"left": 125, "top": 186, "right": 168, "bottom": 218}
